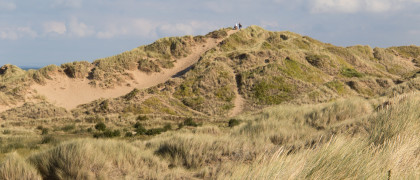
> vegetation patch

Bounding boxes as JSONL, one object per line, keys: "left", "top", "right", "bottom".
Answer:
{"left": 389, "top": 45, "right": 420, "bottom": 59}
{"left": 228, "top": 119, "right": 241, "bottom": 127}
{"left": 252, "top": 78, "right": 293, "bottom": 105}
{"left": 325, "top": 80, "right": 346, "bottom": 94}
{"left": 61, "top": 61, "right": 91, "bottom": 78}
{"left": 341, "top": 67, "right": 364, "bottom": 78}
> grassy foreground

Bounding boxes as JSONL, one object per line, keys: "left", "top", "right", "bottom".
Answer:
{"left": 0, "top": 92, "right": 419, "bottom": 179}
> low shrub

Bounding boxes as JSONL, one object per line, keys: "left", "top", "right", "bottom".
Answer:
{"left": 41, "top": 128, "right": 49, "bottom": 135}
{"left": 40, "top": 136, "right": 56, "bottom": 144}
{"left": 280, "top": 34, "right": 288, "bottom": 40}
{"left": 125, "top": 132, "right": 133, "bottom": 137}
{"left": 228, "top": 119, "right": 241, "bottom": 127}
{"left": 93, "top": 129, "right": 121, "bottom": 138}
{"left": 61, "top": 124, "right": 76, "bottom": 132}
{"left": 124, "top": 88, "right": 140, "bottom": 101}
{"left": 163, "top": 123, "right": 172, "bottom": 131}
{"left": 134, "top": 123, "right": 147, "bottom": 135}
{"left": 136, "top": 115, "right": 148, "bottom": 121}
{"left": 183, "top": 118, "right": 198, "bottom": 127}
{"left": 145, "top": 128, "right": 165, "bottom": 136}
{"left": 95, "top": 122, "right": 106, "bottom": 131}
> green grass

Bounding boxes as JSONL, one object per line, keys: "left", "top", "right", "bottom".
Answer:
{"left": 252, "top": 77, "right": 293, "bottom": 104}
{"left": 341, "top": 67, "right": 364, "bottom": 78}
{"left": 325, "top": 80, "right": 346, "bottom": 94}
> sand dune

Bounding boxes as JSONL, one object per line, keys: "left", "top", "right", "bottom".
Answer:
{"left": 32, "top": 30, "right": 238, "bottom": 110}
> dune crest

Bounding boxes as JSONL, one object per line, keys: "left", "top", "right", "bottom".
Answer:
{"left": 32, "top": 30, "right": 238, "bottom": 110}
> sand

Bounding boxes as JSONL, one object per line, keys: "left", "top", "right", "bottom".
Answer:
{"left": 31, "top": 30, "right": 238, "bottom": 110}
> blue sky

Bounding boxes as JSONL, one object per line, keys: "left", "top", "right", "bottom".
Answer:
{"left": 1, "top": 0, "right": 420, "bottom": 68}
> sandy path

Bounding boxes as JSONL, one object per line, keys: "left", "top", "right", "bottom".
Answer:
{"left": 229, "top": 86, "right": 245, "bottom": 117}
{"left": 226, "top": 62, "right": 245, "bottom": 117}
{"left": 32, "top": 30, "right": 238, "bottom": 110}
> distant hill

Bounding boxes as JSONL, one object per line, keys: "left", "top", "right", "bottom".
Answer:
{"left": 0, "top": 26, "right": 419, "bottom": 117}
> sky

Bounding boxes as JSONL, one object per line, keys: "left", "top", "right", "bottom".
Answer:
{"left": 1, "top": 0, "right": 420, "bottom": 68}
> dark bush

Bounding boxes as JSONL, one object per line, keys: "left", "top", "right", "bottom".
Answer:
{"left": 93, "top": 129, "right": 120, "bottom": 138}
{"left": 145, "top": 128, "right": 165, "bottom": 136}
{"left": 95, "top": 122, "right": 106, "bottom": 131}
{"left": 61, "top": 124, "right": 76, "bottom": 132}
{"left": 111, "top": 130, "right": 121, "bottom": 137}
{"left": 228, "top": 119, "right": 241, "bottom": 127}
{"left": 163, "top": 123, "right": 172, "bottom": 131}
{"left": 136, "top": 115, "right": 148, "bottom": 121}
{"left": 41, "top": 128, "right": 49, "bottom": 135}
{"left": 125, "top": 132, "right": 133, "bottom": 137}
{"left": 41, "top": 135, "right": 56, "bottom": 144}
{"left": 178, "top": 123, "right": 185, "bottom": 129}
{"left": 99, "top": 100, "right": 109, "bottom": 111}
{"left": 133, "top": 122, "right": 143, "bottom": 129}
{"left": 124, "top": 88, "right": 140, "bottom": 101}
{"left": 183, "top": 118, "right": 198, "bottom": 127}
{"left": 134, "top": 123, "right": 147, "bottom": 135}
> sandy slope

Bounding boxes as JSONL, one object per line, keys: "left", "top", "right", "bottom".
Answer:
{"left": 32, "top": 30, "right": 238, "bottom": 110}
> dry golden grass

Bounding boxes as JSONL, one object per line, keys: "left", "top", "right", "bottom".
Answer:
{"left": 0, "top": 92, "right": 419, "bottom": 179}
{"left": 29, "top": 139, "right": 168, "bottom": 179}
{"left": 0, "top": 152, "right": 42, "bottom": 180}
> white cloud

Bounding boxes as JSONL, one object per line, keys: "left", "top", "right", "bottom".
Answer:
{"left": 44, "top": 21, "right": 67, "bottom": 35}
{"left": 0, "top": 0, "right": 16, "bottom": 10}
{"left": 96, "top": 18, "right": 159, "bottom": 39}
{"left": 158, "top": 21, "right": 217, "bottom": 37}
{"left": 96, "top": 19, "right": 216, "bottom": 39}
{"left": 260, "top": 20, "right": 280, "bottom": 29}
{"left": 68, "top": 18, "right": 94, "bottom": 37}
{"left": 310, "top": 0, "right": 420, "bottom": 13}
{"left": 204, "top": 1, "right": 234, "bottom": 13}
{"left": 408, "top": 29, "right": 420, "bottom": 35}
{"left": 160, "top": 23, "right": 194, "bottom": 35}
{"left": 0, "top": 27, "right": 37, "bottom": 40}
{"left": 311, "top": 0, "right": 361, "bottom": 13}
{"left": 51, "top": 0, "right": 82, "bottom": 8}
{"left": 131, "top": 19, "right": 160, "bottom": 37}
{"left": 365, "top": 0, "right": 392, "bottom": 12}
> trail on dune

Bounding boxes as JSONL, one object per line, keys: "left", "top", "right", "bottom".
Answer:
{"left": 32, "top": 30, "right": 238, "bottom": 110}
{"left": 228, "top": 67, "right": 245, "bottom": 117}
{"left": 229, "top": 85, "right": 245, "bottom": 117}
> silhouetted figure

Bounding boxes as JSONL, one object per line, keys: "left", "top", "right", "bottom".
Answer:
{"left": 239, "top": 23, "right": 242, "bottom": 30}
